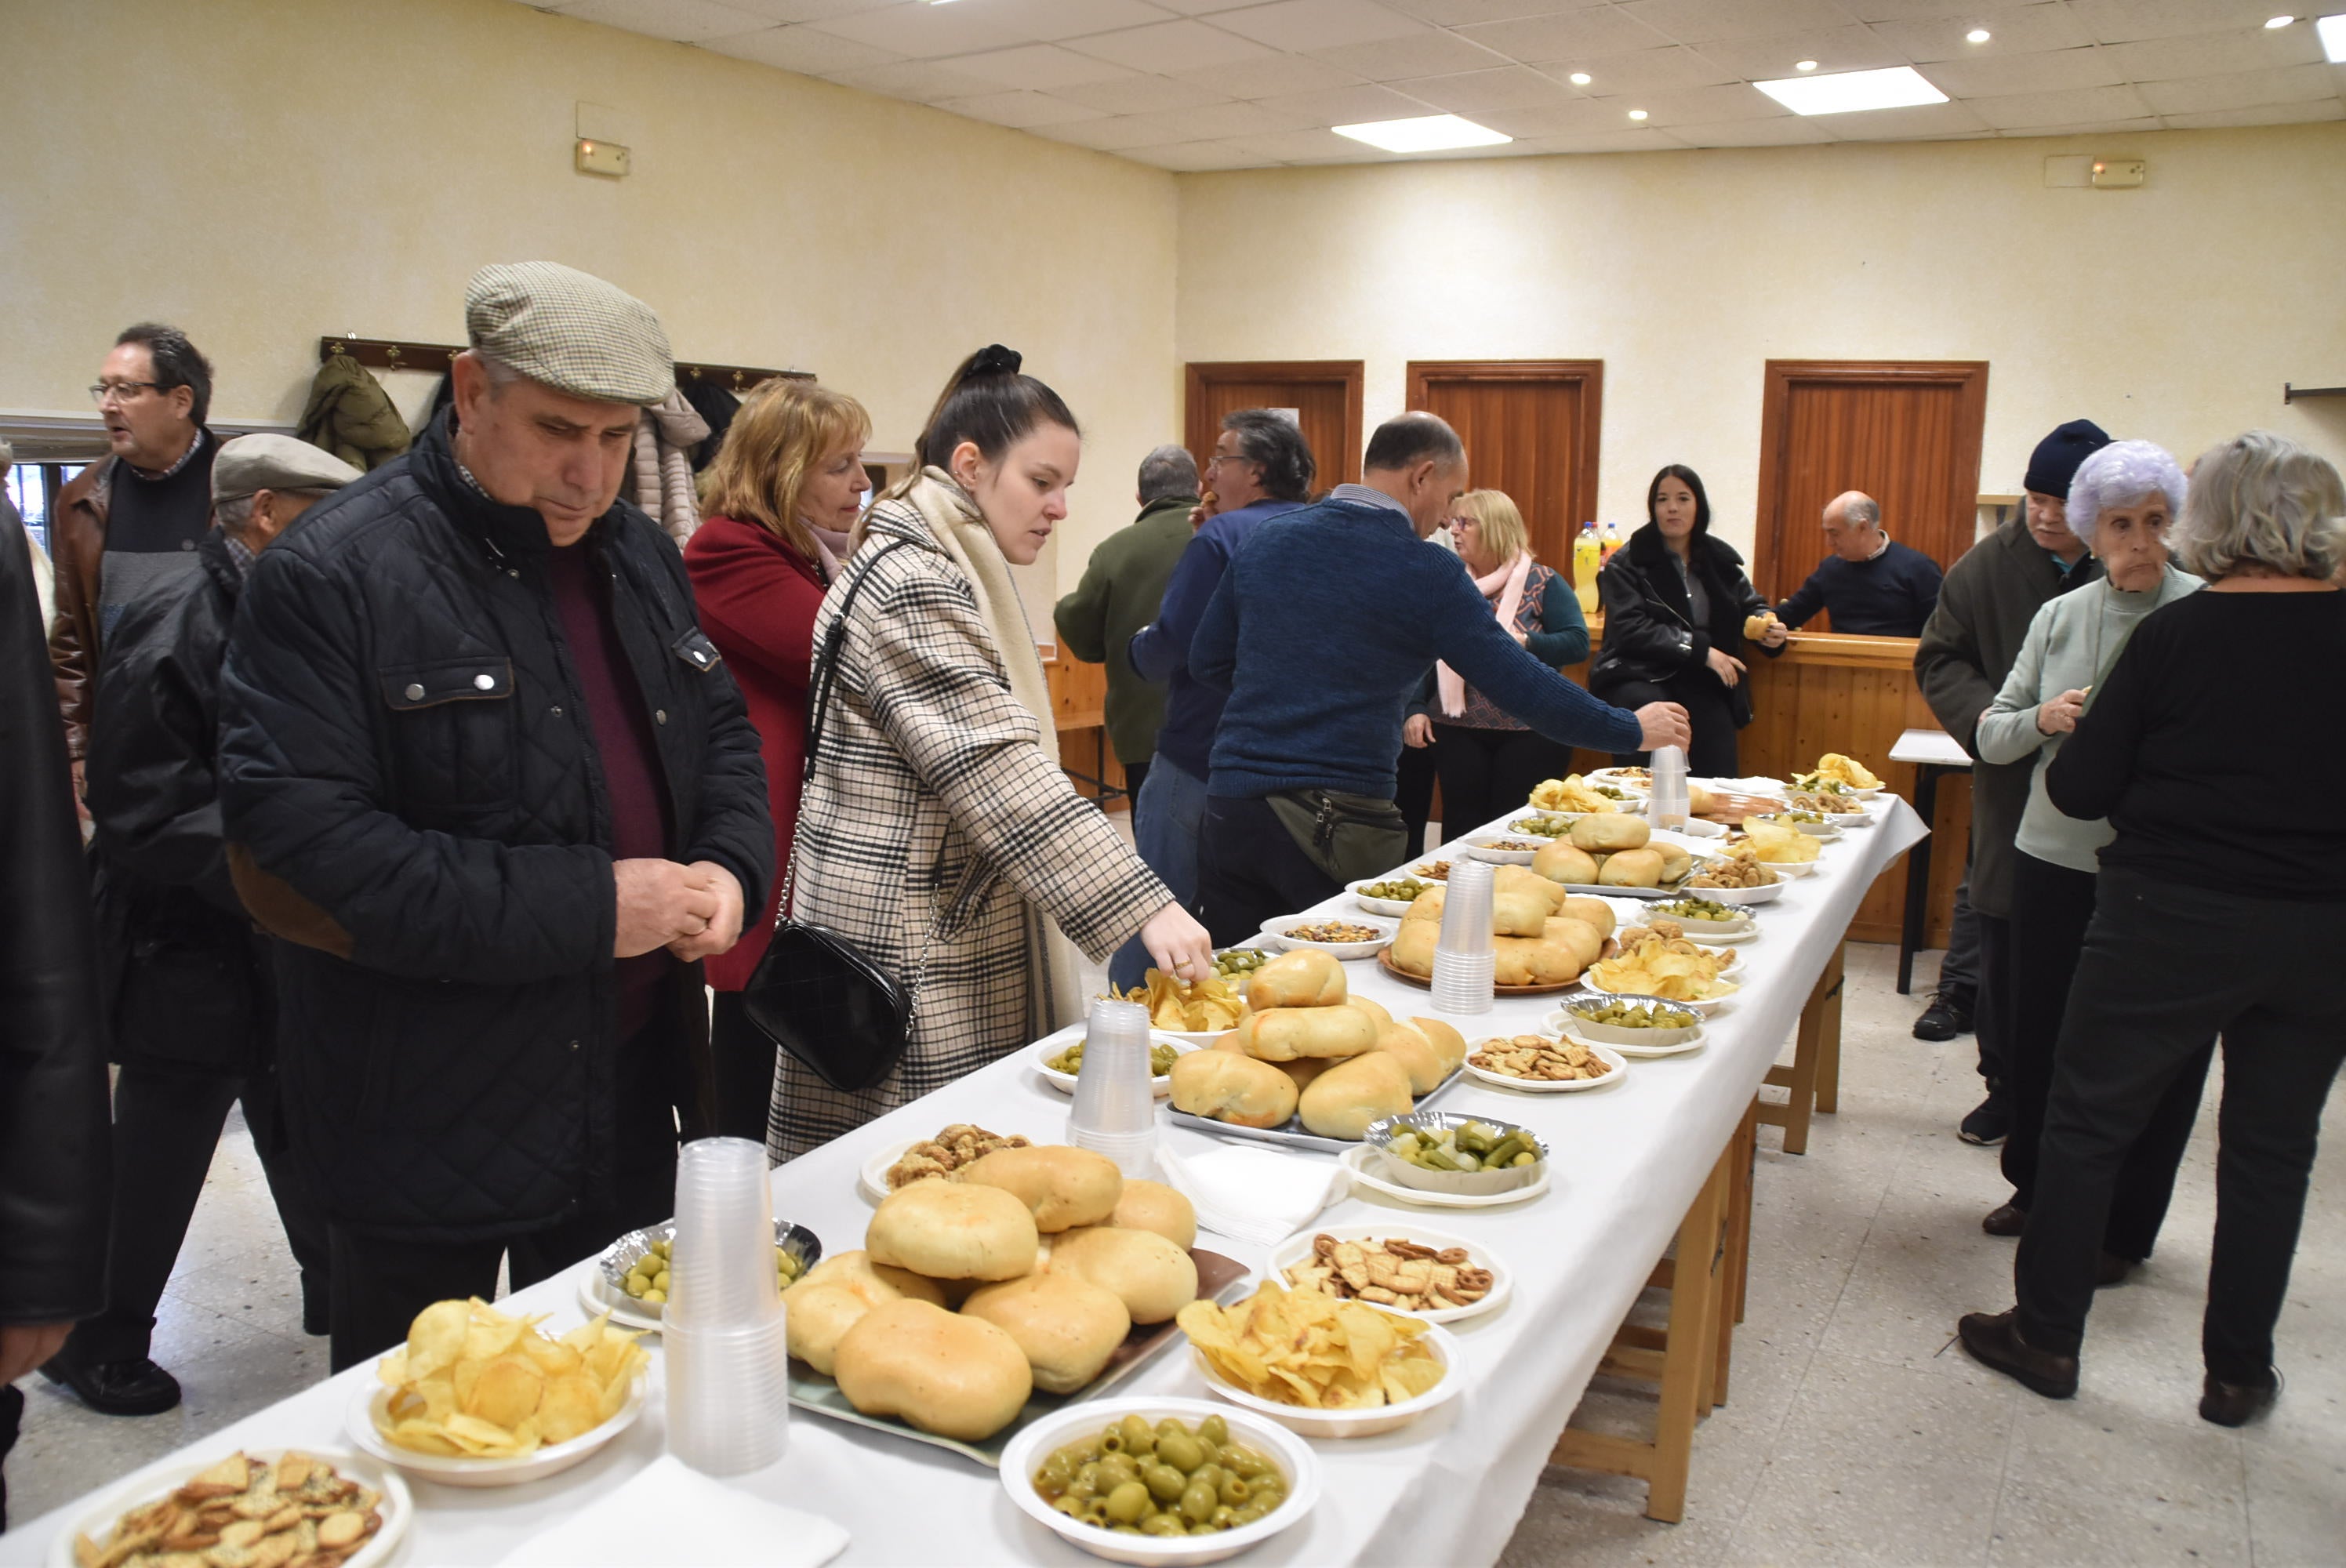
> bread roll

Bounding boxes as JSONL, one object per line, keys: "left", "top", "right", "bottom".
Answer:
{"left": 1597, "top": 847, "right": 1665, "bottom": 887}
{"left": 1402, "top": 886, "right": 1444, "bottom": 924}
{"left": 1560, "top": 895, "right": 1615, "bottom": 938}
{"left": 1234, "top": 1004, "right": 1376, "bottom": 1061}
{"left": 1545, "top": 915, "right": 1603, "bottom": 975}
{"left": 1298, "top": 1050, "right": 1414, "bottom": 1139}
{"left": 1168, "top": 1050, "right": 1298, "bottom": 1128}
{"left": 1494, "top": 932, "right": 1579, "bottom": 985}
{"left": 1388, "top": 918, "right": 1436, "bottom": 977}
{"left": 797, "top": 1249, "right": 948, "bottom": 1305}
{"left": 1211, "top": 1029, "right": 1247, "bottom": 1052}
{"left": 1275, "top": 1055, "right": 1335, "bottom": 1092}
{"left": 1571, "top": 814, "right": 1651, "bottom": 852}
{"left": 1369, "top": 1022, "right": 1447, "bottom": 1094}
{"left": 1687, "top": 783, "right": 1716, "bottom": 817}
{"left": 1348, "top": 996, "right": 1393, "bottom": 1027}
{"left": 957, "top": 1145, "right": 1123, "bottom": 1234}
{"left": 961, "top": 1272, "right": 1131, "bottom": 1396}
{"left": 866, "top": 1180, "right": 1039, "bottom": 1282}
{"left": 1245, "top": 949, "right": 1346, "bottom": 1011}
{"left": 780, "top": 1250, "right": 950, "bottom": 1374}
{"left": 1534, "top": 841, "right": 1600, "bottom": 886}
{"left": 1743, "top": 612, "right": 1774, "bottom": 641}
{"left": 1493, "top": 864, "right": 1566, "bottom": 913}
{"left": 1048, "top": 1226, "right": 1199, "bottom": 1324}
{"left": 1492, "top": 887, "right": 1551, "bottom": 938}
{"left": 1108, "top": 1179, "right": 1196, "bottom": 1250}
{"left": 1654, "top": 842, "right": 1694, "bottom": 883}
{"left": 833, "top": 1299, "right": 1032, "bottom": 1440}
{"left": 1408, "top": 1017, "right": 1468, "bottom": 1076}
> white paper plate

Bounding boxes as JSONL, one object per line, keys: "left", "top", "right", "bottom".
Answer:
{"left": 859, "top": 1126, "right": 1055, "bottom": 1203}
{"left": 1680, "top": 879, "right": 1785, "bottom": 906}
{"left": 1338, "top": 1143, "right": 1552, "bottom": 1208}
{"left": 1577, "top": 967, "right": 1738, "bottom": 1014}
{"left": 1193, "top": 1317, "right": 1465, "bottom": 1439}
{"left": 1587, "top": 768, "right": 1652, "bottom": 791}
{"left": 1459, "top": 834, "right": 1545, "bottom": 864}
{"left": 47, "top": 1448, "right": 412, "bottom": 1568}
{"left": 578, "top": 1273, "right": 662, "bottom": 1335}
{"left": 1463, "top": 1039, "right": 1629, "bottom": 1094}
{"left": 1029, "top": 1022, "right": 1197, "bottom": 1097}
{"left": 1348, "top": 878, "right": 1432, "bottom": 918}
{"left": 348, "top": 1371, "right": 647, "bottom": 1489}
{"left": 1549, "top": 1017, "right": 1710, "bottom": 1058}
{"left": 1258, "top": 913, "right": 1398, "bottom": 960}
{"left": 1752, "top": 814, "right": 1843, "bottom": 840}
{"left": 1265, "top": 1223, "right": 1514, "bottom": 1324}
{"left": 1644, "top": 907, "right": 1760, "bottom": 942}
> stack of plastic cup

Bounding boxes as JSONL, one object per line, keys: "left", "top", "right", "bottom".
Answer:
{"left": 1070, "top": 997, "right": 1158, "bottom": 1175}
{"left": 663, "top": 1136, "right": 790, "bottom": 1476}
{"left": 1650, "top": 744, "right": 1690, "bottom": 829}
{"left": 1432, "top": 855, "right": 1496, "bottom": 1014}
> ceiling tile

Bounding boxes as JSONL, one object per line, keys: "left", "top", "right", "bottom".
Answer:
{"left": 554, "top": 0, "right": 777, "bottom": 42}
{"left": 967, "top": 0, "right": 1181, "bottom": 42}
{"left": 1378, "top": 0, "right": 1611, "bottom": 21}
{"left": 1146, "top": 0, "right": 1280, "bottom": 11}
{"left": 1391, "top": 64, "right": 1585, "bottom": 112}
{"left": 935, "top": 89, "right": 1113, "bottom": 126}
{"left": 1919, "top": 47, "right": 2128, "bottom": 97}
{"left": 1030, "top": 113, "right": 1199, "bottom": 147}
{"left": 1617, "top": 0, "right": 1868, "bottom": 45}
{"left": 1066, "top": 17, "right": 1282, "bottom": 71}
{"left": 804, "top": 2, "right": 1025, "bottom": 57}
{"left": 1503, "top": 125, "right": 1691, "bottom": 151}
{"left": 1150, "top": 97, "right": 1331, "bottom": 135}
{"left": 721, "top": 0, "right": 898, "bottom": 20}
{"left": 1995, "top": 114, "right": 2168, "bottom": 136}
{"left": 1668, "top": 114, "right": 1836, "bottom": 143}
{"left": 1629, "top": 81, "right": 1794, "bottom": 122}
{"left": 1249, "top": 79, "right": 1448, "bottom": 122}
{"left": 1175, "top": 53, "right": 1370, "bottom": 96}
{"left": 2106, "top": 25, "right": 2327, "bottom": 81}
{"left": 2135, "top": 60, "right": 2344, "bottom": 112}
{"left": 1539, "top": 45, "right": 1738, "bottom": 93}
{"left": 1055, "top": 72, "right": 1234, "bottom": 111}
{"left": 2159, "top": 97, "right": 2345, "bottom": 126}
{"left": 944, "top": 43, "right": 1140, "bottom": 89}
{"left": 1310, "top": 31, "right": 1516, "bottom": 78}
{"left": 2065, "top": 0, "right": 2304, "bottom": 45}
{"left": 1457, "top": 9, "right": 1679, "bottom": 60}
{"left": 699, "top": 22, "right": 902, "bottom": 72}
{"left": 1810, "top": 98, "right": 1995, "bottom": 137}
{"left": 1867, "top": 5, "right": 2096, "bottom": 63}
{"left": 1965, "top": 82, "right": 2155, "bottom": 128}
{"left": 1473, "top": 95, "right": 1652, "bottom": 135}
{"left": 1120, "top": 138, "right": 1272, "bottom": 168}
{"left": 1210, "top": 0, "right": 1429, "bottom": 50}
{"left": 1224, "top": 126, "right": 1390, "bottom": 158}
{"left": 822, "top": 57, "right": 1005, "bottom": 100}
{"left": 1695, "top": 27, "right": 1909, "bottom": 80}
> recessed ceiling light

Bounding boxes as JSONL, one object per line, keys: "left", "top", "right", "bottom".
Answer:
{"left": 1756, "top": 64, "right": 1950, "bottom": 114}
{"left": 1331, "top": 114, "right": 1513, "bottom": 152}
{"left": 1570, "top": 71, "right": 1592, "bottom": 85}
{"left": 1628, "top": 107, "right": 1648, "bottom": 119}
{"left": 1966, "top": 27, "right": 1991, "bottom": 42}
{"left": 2319, "top": 13, "right": 2346, "bottom": 60}
{"left": 1796, "top": 59, "right": 1818, "bottom": 70}
{"left": 2264, "top": 13, "right": 2293, "bottom": 26}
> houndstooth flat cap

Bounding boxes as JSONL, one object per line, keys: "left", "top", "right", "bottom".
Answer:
{"left": 463, "top": 261, "right": 674, "bottom": 405}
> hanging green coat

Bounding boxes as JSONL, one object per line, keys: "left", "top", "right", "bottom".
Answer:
{"left": 1052, "top": 494, "right": 1197, "bottom": 765}
{"left": 296, "top": 354, "right": 411, "bottom": 471}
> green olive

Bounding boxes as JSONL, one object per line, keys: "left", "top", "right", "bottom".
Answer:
{"left": 1180, "top": 1480, "right": 1218, "bottom": 1525}
{"left": 1153, "top": 1432, "right": 1201, "bottom": 1473}
{"left": 1143, "top": 1463, "right": 1187, "bottom": 1503}
{"left": 1103, "top": 1481, "right": 1151, "bottom": 1525}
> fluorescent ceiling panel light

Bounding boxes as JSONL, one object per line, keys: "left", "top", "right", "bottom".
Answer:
{"left": 1756, "top": 64, "right": 1948, "bottom": 115}
{"left": 1331, "top": 114, "right": 1511, "bottom": 151}
{"left": 2320, "top": 12, "right": 2346, "bottom": 59}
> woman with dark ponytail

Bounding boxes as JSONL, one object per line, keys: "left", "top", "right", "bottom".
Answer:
{"left": 768, "top": 347, "right": 1214, "bottom": 1160}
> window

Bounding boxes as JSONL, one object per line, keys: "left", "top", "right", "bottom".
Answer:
{"left": 5, "top": 462, "right": 85, "bottom": 553}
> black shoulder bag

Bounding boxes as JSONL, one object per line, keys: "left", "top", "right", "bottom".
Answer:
{"left": 739, "top": 541, "right": 929, "bottom": 1094}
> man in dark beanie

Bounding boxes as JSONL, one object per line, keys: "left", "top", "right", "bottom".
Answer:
{"left": 1916, "top": 419, "right": 2110, "bottom": 1158}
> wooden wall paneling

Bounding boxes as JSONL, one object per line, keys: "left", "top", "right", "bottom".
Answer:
{"left": 1754, "top": 361, "right": 1989, "bottom": 604}
{"left": 1404, "top": 360, "right": 1604, "bottom": 575}
{"left": 1184, "top": 361, "right": 1364, "bottom": 492}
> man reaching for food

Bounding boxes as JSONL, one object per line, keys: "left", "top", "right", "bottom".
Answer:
{"left": 217, "top": 263, "right": 771, "bottom": 1370}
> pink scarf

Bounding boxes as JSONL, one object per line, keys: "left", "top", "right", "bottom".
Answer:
{"left": 1437, "top": 552, "right": 1533, "bottom": 718}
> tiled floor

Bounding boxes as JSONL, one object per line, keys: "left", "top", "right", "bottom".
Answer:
{"left": 7, "top": 943, "right": 2344, "bottom": 1563}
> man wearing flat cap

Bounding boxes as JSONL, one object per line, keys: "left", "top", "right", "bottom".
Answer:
{"left": 44, "top": 436, "right": 357, "bottom": 1417}
{"left": 217, "top": 263, "right": 772, "bottom": 1369}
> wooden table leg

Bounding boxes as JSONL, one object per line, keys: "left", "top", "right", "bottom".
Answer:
{"left": 1713, "top": 1101, "right": 1758, "bottom": 1406}
{"left": 1759, "top": 942, "right": 1843, "bottom": 1155}
{"left": 1898, "top": 764, "right": 1941, "bottom": 994}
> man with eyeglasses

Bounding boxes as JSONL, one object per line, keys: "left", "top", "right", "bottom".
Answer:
{"left": 50, "top": 325, "right": 220, "bottom": 808}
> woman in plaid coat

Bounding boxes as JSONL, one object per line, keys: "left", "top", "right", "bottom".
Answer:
{"left": 768, "top": 349, "right": 1214, "bottom": 1158}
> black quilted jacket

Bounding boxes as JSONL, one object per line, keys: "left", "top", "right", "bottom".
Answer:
{"left": 217, "top": 412, "right": 772, "bottom": 1241}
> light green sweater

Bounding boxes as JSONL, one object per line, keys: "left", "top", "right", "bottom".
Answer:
{"left": 1974, "top": 564, "right": 2201, "bottom": 874}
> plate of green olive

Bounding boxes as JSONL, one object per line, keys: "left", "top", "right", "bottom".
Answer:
{"left": 1030, "top": 1022, "right": 1198, "bottom": 1096}
{"left": 582, "top": 1218, "right": 820, "bottom": 1330}
{"left": 1348, "top": 877, "right": 1434, "bottom": 916}
{"left": 1547, "top": 996, "right": 1708, "bottom": 1054}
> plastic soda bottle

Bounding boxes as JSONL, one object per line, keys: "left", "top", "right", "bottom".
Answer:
{"left": 1600, "top": 518, "right": 1624, "bottom": 565}
{"left": 1573, "top": 522, "right": 1602, "bottom": 614}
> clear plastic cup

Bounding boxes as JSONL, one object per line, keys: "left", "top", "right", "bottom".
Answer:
{"left": 1650, "top": 744, "right": 1690, "bottom": 829}
{"left": 1070, "top": 999, "right": 1156, "bottom": 1140}
{"left": 1068, "top": 1123, "right": 1158, "bottom": 1179}
{"left": 1437, "top": 857, "right": 1494, "bottom": 954}
{"left": 666, "top": 1137, "right": 779, "bottom": 1330}
{"left": 665, "top": 1314, "right": 790, "bottom": 1476}
{"left": 1431, "top": 949, "right": 1496, "bottom": 1014}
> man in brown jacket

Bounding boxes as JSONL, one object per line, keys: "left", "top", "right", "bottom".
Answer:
{"left": 49, "top": 324, "right": 220, "bottom": 800}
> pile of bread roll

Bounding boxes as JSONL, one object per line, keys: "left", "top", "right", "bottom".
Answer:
{"left": 1528, "top": 815, "right": 1696, "bottom": 891}
{"left": 1385, "top": 864, "right": 1618, "bottom": 987}
{"left": 1167, "top": 950, "right": 1466, "bottom": 1140}
{"left": 784, "top": 1146, "right": 1201, "bottom": 1441}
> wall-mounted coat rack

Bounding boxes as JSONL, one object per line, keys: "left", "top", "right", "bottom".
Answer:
{"left": 318, "top": 336, "right": 811, "bottom": 391}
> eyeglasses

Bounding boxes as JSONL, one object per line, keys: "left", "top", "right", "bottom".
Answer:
{"left": 1204, "top": 453, "right": 1256, "bottom": 470}
{"left": 89, "top": 380, "right": 160, "bottom": 406}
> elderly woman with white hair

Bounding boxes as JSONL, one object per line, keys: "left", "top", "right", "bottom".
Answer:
{"left": 1960, "top": 430, "right": 2346, "bottom": 1428}
{"left": 1969, "top": 441, "right": 2203, "bottom": 1272}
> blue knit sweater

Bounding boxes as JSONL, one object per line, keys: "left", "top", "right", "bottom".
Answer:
{"left": 1190, "top": 495, "right": 1646, "bottom": 800}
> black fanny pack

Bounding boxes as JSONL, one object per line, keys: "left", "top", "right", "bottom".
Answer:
{"left": 1264, "top": 787, "right": 1407, "bottom": 887}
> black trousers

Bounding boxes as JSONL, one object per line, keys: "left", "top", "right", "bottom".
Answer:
{"left": 1938, "top": 862, "right": 1979, "bottom": 1002}
{"left": 1121, "top": 756, "right": 1151, "bottom": 835}
{"left": 1429, "top": 723, "right": 1572, "bottom": 844}
{"left": 1, "top": 1381, "right": 20, "bottom": 1532}
{"left": 2003, "top": 852, "right": 2209, "bottom": 1258}
{"left": 1974, "top": 909, "right": 2013, "bottom": 1094}
{"left": 1393, "top": 743, "right": 1438, "bottom": 858}
{"left": 326, "top": 1038, "right": 682, "bottom": 1372}
{"left": 64, "top": 1062, "right": 332, "bottom": 1363}
{"left": 2015, "top": 866, "right": 2346, "bottom": 1381}
{"left": 708, "top": 989, "right": 777, "bottom": 1145}
{"left": 1600, "top": 671, "right": 1740, "bottom": 777}
{"left": 1198, "top": 794, "right": 1347, "bottom": 949}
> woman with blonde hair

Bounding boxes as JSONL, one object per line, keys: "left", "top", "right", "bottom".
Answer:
{"left": 683, "top": 377, "right": 872, "bottom": 1138}
{"left": 1403, "top": 488, "right": 1590, "bottom": 837}
{"left": 770, "top": 347, "right": 1213, "bottom": 1159}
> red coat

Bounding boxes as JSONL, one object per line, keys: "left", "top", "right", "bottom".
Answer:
{"left": 683, "top": 515, "right": 828, "bottom": 990}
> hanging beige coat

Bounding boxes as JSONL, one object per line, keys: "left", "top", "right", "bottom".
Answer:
{"left": 630, "top": 390, "right": 708, "bottom": 543}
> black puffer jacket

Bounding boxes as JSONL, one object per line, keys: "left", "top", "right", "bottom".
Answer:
{"left": 1589, "top": 524, "right": 1782, "bottom": 728}
{"left": 218, "top": 412, "right": 772, "bottom": 1242}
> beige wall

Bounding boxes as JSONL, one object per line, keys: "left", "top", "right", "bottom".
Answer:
{"left": 0, "top": 0, "right": 1183, "bottom": 608}
{"left": 1175, "top": 124, "right": 2346, "bottom": 558}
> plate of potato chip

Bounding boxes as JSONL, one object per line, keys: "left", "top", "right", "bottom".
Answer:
{"left": 1109, "top": 967, "right": 1249, "bottom": 1043}
{"left": 1178, "top": 1282, "right": 1462, "bottom": 1438}
{"left": 1579, "top": 944, "right": 1741, "bottom": 1012}
{"left": 349, "top": 1299, "right": 651, "bottom": 1487}
{"left": 54, "top": 1448, "right": 407, "bottom": 1568}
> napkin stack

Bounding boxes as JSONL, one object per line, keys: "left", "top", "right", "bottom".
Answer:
{"left": 498, "top": 1456, "right": 850, "bottom": 1567}
{"left": 1158, "top": 1143, "right": 1349, "bottom": 1247}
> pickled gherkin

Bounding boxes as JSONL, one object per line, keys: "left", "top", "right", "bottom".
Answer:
{"left": 1031, "top": 1416, "right": 1286, "bottom": 1537}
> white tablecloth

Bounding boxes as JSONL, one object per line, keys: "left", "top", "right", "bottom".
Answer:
{"left": 6, "top": 801, "right": 1924, "bottom": 1568}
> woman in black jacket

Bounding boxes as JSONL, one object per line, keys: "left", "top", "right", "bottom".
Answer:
{"left": 1589, "top": 465, "right": 1787, "bottom": 775}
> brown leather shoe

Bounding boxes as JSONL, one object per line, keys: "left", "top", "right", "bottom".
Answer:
{"left": 1982, "top": 1202, "right": 2026, "bottom": 1237}
{"left": 2199, "top": 1370, "right": 2279, "bottom": 1427}
{"left": 2095, "top": 1250, "right": 2135, "bottom": 1288}
{"left": 1958, "top": 1308, "right": 2078, "bottom": 1399}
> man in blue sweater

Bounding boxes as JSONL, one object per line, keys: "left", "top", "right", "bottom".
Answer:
{"left": 1189, "top": 412, "right": 1690, "bottom": 942}
{"left": 1773, "top": 492, "right": 1945, "bottom": 638}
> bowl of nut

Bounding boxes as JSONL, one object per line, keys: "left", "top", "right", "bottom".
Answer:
{"left": 1267, "top": 1225, "right": 1513, "bottom": 1324}
{"left": 1258, "top": 914, "right": 1397, "bottom": 960}
{"left": 1465, "top": 1033, "right": 1626, "bottom": 1093}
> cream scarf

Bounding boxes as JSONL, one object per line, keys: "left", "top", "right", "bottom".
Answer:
{"left": 902, "top": 468, "right": 1086, "bottom": 1036}
{"left": 1436, "top": 552, "right": 1534, "bottom": 717}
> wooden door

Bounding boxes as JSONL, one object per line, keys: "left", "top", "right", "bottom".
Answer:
{"left": 1753, "top": 361, "right": 1988, "bottom": 609}
{"left": 1405, "top": 361, "right": 1603, "bottom": 579}
{"left": 1185, "top": 361, "right": 1362, "bottom": 492}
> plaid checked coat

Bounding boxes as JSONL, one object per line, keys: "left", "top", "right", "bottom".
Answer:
{"left": 767, "top": 492, "right": 1171, "bottom": 1159}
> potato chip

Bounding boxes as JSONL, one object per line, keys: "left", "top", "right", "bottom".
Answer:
{"left": 1120, "top": 969, "right": 1244, "bottom": 1031}
{"left": 374, "top": 1299, "right": 646, "bottom": 1459}
{"left": 1177, "top": 1281, "right": 1441, "bottom": 1411}
{"left": 1742, "top": 819, "right": 1821, "bottom": 864}
{"left": 1592, "top": 933, "right": 1737, "bottom": 1001}
{"left": 405, "top": 1298, "right": 470, "bottom": 1381}
{"left": 1528, "top": 775, "right": 1618, "bottom": 815}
